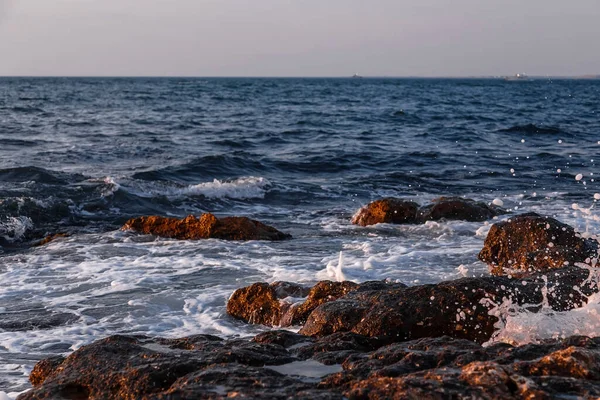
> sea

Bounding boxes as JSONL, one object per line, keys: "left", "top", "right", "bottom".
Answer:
{"left": 1, "top": 77, "right": 599, "bottom": 395}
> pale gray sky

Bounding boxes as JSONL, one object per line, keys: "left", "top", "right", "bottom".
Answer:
{"left": 0, "top": 0, "right": 598, "bottom": 77}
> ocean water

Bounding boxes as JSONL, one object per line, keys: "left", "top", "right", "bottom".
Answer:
{"left": 1, "top": 77, "right": 600, "bottom": 394}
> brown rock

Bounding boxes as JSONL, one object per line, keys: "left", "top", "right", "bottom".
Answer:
{"left": 417, "top": 196, "right": 502, "bottom": 223}
{"left": 122, "top": 213, "right": 291, "bottom": 241}
{"left": 351, "top": 198, "right": 419, "bottom": 226}
{"left": 300, "top": 266, "right": 599, "bottom": 344}
{"left": 22, "top": 333, "right": 600, "bottom": 400}
{"left": 29, "top": 356, "right": 65, "bottom": 386}
{"left": 291, "top": 281, "right": 360, "bottom": 325}
{"left": 227, "top": 281, "right": 359, "bottom": 327}
{"left": 226, "top": 282, "right": 287, "bottom": 326}
{"left": 352, "top": 197, "right": 503, "bottom": 227}
{"left": 34, "top": 233, "right": 69, "bottom": 247}
{"left": 478, "top": 212, "right": 599, "bottom": 276}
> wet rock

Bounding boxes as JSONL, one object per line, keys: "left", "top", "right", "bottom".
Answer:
{"left": 417, "top": 196, "right": 502, "bottom": 223}
{"left": 352, "top": 197, "right": 503, "bottom": 227}
{"left": 0, "top": 310, "right": 80, "bottom": 331}
{"left": 351, "top": 198, "right": 419, "bottom": 226}
{"left": 226, "top": 282, "right": 287, "bottom": 326}
{"left": 300, "top": 266, "right": 599, "bottom": 344}
{"left": 227, "top": 280, "right": 405, "bottom": 328}
{"left": 479, "top": 212, "right": 599, "bottom": 276}
{"left": 22, "top": 333, "right": 600, "bottom": 400}
{"left": 29, "top": 356, "right": 65, "bottom": 387}
{"left": 122, "top": 213, "right": 291, "bottom": 241}
{"left": 34, "top": 233, "right": 69, "bottom": 247}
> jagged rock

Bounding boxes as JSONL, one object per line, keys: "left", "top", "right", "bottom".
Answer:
{"left": 226, "top": 282, "right": 290, "bottom": 326}
{"left": 227, "top": 281, "right": 359, "bottom": 327}
{"left": 227, "top": 280, "right": 406, "bottom": 328}
{"left": 479, "top": 212, "right": 599, "bottom": 276}
{"left": 122, "top": 213, "right": 291, "bottom": 241}
{"left": 299, "top": 267, "right": 598, "bottom": 343}
{"left": 417, "top": 196, "right": 502, "bottom": 223}
{"left": 351, "top": 198, "right": 419, "bottom": 226}
{"left": 228, "top": 268, "right": 598, "bottom": 345}
{"left": 29, "top": 356, "right": 64, "bottom": 387}
{"left": 21, "top": 333, "right": 600, "bottom": 400}
{"left": 352, "top": 197, "right": 503, "bottom": 227}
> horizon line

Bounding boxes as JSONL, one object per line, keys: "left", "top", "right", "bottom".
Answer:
{"left": 0, "top": 74, "right": 599, "bottom": 79}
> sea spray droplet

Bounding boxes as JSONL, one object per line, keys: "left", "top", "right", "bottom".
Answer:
{"left": 576, "top": 174, "right": 584, "bottom": 181}
{"left": 594, "top": 193, "right": 600, "bottom": 200}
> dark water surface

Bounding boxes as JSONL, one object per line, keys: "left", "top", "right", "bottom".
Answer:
{"left": 1, "top": 77, "right": 599, "bottom": 394}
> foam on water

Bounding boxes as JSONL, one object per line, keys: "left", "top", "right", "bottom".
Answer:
{"left": 485, "top": 265, "right": 600, "bottom": 346}
{"left": 111, "top": 176, "right": 271, "bottom": 201}
{"left": 0, "top": 216, "right": 33, "bottom": 242}
{"left": 181, "top": 177, "right": 271, "bottom": 199}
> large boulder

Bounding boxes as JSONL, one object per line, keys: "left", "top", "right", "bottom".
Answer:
{"left": 479, "top": 213, "right": 599, "bottom": 276}
{"left": 352, "top": 197, "right": 503, "bottom": 227}
{"left": 122, "top": 213, "right": 291, "bottom": 241}
{"left": 21, "top": 332, "right": 600, "bottom": 399}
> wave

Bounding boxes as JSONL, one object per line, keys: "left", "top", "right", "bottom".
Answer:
{"left": 132, "top": 154, "right": 267, "bottom": 182}
{"left": 499, "top": 124, "right": 562, "bottom": 135}
{"left": 0, "top": 166, "right": 84, "bottom": 185}
{"left": 177, "top": 177, "right": 270, "bottom": 199}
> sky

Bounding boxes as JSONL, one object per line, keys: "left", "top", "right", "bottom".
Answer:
{"left": 0, "top": 0, "right": 598, "bottom": 77}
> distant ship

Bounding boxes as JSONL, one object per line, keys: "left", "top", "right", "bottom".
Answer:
{"left": 351, "top": 73, "right": 363, "bottom": 79}
{"left": 504, "top": 73, "right": 529, "bottom": 81}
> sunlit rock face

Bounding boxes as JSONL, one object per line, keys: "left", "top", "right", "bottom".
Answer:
{"left": 122, "top": 213, "right": 292, "bottom": 241}
{"left": 352, "top": 197, "right": 503, "bottom": 227}
{"left": 227, "top": 280, "right": 405, "bottom": 328}
{"left": 479, "top": 212, "right": 599, "bottom": 276}
{"left": 351, "top": 198, "right": 419, "bottom": 226}
{"left": 21, "top": 333, "right": 600, "bottom": 399}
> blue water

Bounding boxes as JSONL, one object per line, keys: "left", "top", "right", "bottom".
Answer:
{"left": 1, "top": 77, "right": 599, "bottom": 394}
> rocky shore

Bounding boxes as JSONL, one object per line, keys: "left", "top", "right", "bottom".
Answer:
{"left": 17, "top": 209, "right": 600, "bottom": 399}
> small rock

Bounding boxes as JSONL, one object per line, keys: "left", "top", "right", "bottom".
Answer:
{"left": 351, "top": 198, "right": 419, "bottom": 226}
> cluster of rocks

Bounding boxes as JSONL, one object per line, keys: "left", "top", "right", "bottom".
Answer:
{"left": 351, "top": 196, "right": 504, "bottom": 227}
{"left": 21, "top": 331, "right": 600, "bottom": 399}
{"left": 20, "top": 201, "right": 600, "bottom": 398}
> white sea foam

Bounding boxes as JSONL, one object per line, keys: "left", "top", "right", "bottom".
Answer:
{"left": 118, "top": 176, "right": 271, "bottom": 200}
{"left": 485, "top": 267, "right": 600, "bottom": 346}
{"left": 0, "top": 216, "right": 33, "bottom": 242}
{"left": 180, "top": 176, "right": 271, "bottom": 199}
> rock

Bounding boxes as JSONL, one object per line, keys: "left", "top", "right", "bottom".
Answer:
{"left": 21, "top": 333, "right": 600, "bottom": 399}
{"left": 34, "top": 233, "right": 69, "bottom": 247}
{"left": 479, "top": 212, "right": 599, "bottom": 276}
{"left": 351, "top": 198, "right": 419, "bottom": 226}
{"left": 227, "top": 281, "right": 360, "bottom": 327}
{"left": 122, "top": 213, "right": 291, "bottom": 241}
{"left": 227, "top": 280, "right": 406, "bottom": 328}
{"left": 417, "top": 196, "right": 502, "bottom": 223}
{"left": 352, "top": 197, "right": 503, "bottom": 227}
{"left": 226, "top": 282, "right": 289, "bottom": 326}
{"left": 299, "top": 266, "right": 599, "bottom": 344}
{"left": 29, "top": 356, "right": 65, "bottom": 387}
